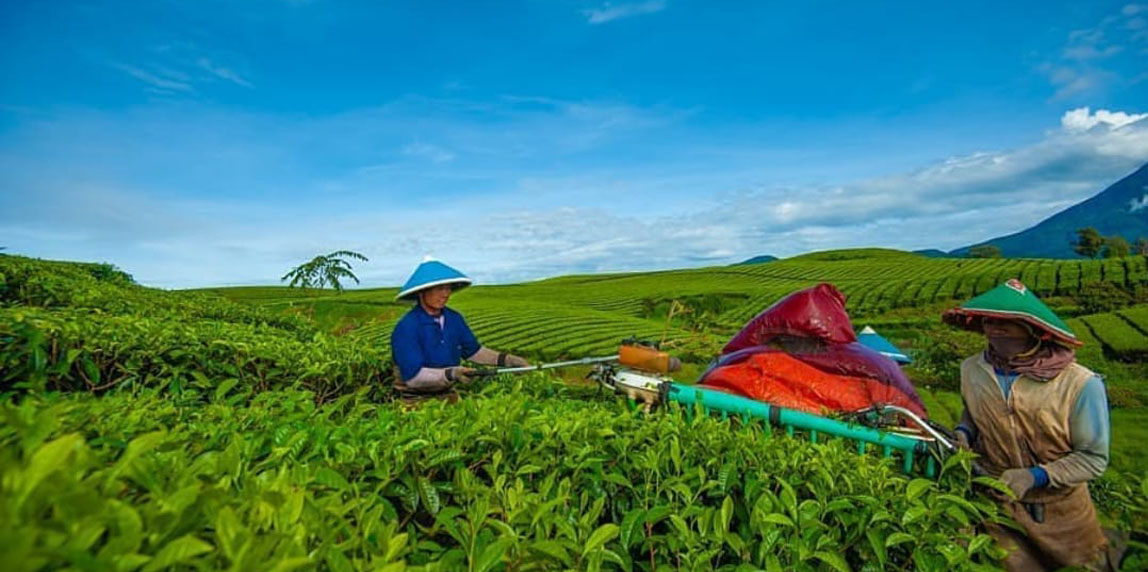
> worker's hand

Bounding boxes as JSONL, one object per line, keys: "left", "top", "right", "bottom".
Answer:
{"left": 954, "top": 429, "right": 971, "bottom": 450}
{"left": 445, "top": 366, "right": 476, "bottom": 384}
{"left": 503, "top": 354, "right": 530, "bottom": 368}
{"left": 999, "top": 468, "right": 1036, "bottom": 499}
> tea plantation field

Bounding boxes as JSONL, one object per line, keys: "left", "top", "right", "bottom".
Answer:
{"left": 3, "top": 250, "right": 1148, "bottom": 570}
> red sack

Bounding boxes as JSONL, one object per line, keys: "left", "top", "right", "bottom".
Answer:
{"left": 700, "top": 351, "right": 927, "bottom": 419}
{"left": 723, "top": 283, "right": 856, "bottom": 354}
{"left": 707, "top": 342, "right": 926, "bottom": 413}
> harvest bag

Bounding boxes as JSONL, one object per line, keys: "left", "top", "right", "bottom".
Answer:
{"left": 700, "top": 284, "right": 926, "bottom": 418}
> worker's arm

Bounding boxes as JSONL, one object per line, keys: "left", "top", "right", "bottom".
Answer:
{"left": 1033, "top": 375, "right": 1111, "bottom": 488}
{"left": 404, "top": 366, "right": 474, "bottom": 389}
{"left": 467, "top": 347, "right": 530, "bottom": 367}
{"left": 955, "top": 399, "right": 977, "bottom": 445}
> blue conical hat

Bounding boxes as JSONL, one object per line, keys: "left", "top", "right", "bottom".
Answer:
{"left": 395, "top": 256, "right": 472, "bottom": 301}
{"left": 858, "top": 326, "right": 912, "bottom": 364}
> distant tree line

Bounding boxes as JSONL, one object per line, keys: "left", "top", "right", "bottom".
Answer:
{"left": 968, "top": 228, "right": 1146, "bottom": 259}
{"left": 1073, "top": 227, "right": 1144, "bottom": 259}
{"left": 967, "top": 244, "right": 1002, "bottom": 258}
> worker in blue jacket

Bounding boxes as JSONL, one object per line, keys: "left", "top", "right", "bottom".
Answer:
{"left": 390, "top": 257, "right": 529, "bottom": 398}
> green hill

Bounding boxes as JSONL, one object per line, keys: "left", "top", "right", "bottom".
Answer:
{"left": 5, "top": 250, "right": 1148, "bottom": 568}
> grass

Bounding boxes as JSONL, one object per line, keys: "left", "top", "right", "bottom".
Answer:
{"left": 1110, "top": 408, "right": 1148, "bottom": 475}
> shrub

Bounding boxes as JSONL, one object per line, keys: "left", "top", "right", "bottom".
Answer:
{"left": 1076, "top": 281, "right": 1134, "bottom": 315}
{"left": 1106, "top": 386, "right": 1144, "bottom": 409}
{"left": 0, "top": 379, "right": 1008, "bottom": 571}
{"left": 0, "top": 307, "right": 388, "bottom": 401}
{"left": 0, "top": 255, "right": 314, "bottom": 337}
{"left": 968, "top": 245, "right": 1002, "bottom": 259}
{"left": 904, "top": 327, "right": 984, "bottom": 390}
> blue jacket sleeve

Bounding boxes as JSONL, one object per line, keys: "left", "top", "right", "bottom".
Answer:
{"left": 391, "top": 319, "right": 424, "bottom": 382}
{"left": 458, "top": 314, "right": 481, "bottom": 359}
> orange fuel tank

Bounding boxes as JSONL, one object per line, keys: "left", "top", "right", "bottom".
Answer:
{"left": 618, "top": 344, "right": 681, "bottom": 374}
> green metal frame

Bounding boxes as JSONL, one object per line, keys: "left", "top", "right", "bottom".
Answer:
{"left": 662, "top": 383, "right": 937, "bottom": 477}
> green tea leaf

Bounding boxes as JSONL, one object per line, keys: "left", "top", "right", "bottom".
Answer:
{"left": 582, "top": 523, "right": 619, "bottom": 556}
{"left": 865, "top": 528, "right": 887, "bottom": 568}
{"left": 17, "top": 433, "right": 82, "bottom": 509}
{"left": 141, "top": 535, "right": 212, "bottom": 572}
{"left": 529, "top": 540, "right": 572, "bottom": 566}
{"left": 758, "top": 513, "right": 794, "bottom": 527}
{"left": 214, "top": 507, "right": 244, "bottom": 561}
{"left": 967, "top": 533, "right": 994, "bottom": 556}
{"left": 619, "top": 508, "right": 646, "bottom": 549}
{"left": 905, "top": 478, "right": 934, "bottom": 502}
{"left": 474, "top": 537, "right": 513, "bottom": 572}
{"left": 268, "top": 558, "right": 312, "bottom": 572}
{"left": 813, "top": 550, "right": 851, "bottom": 572}
{"left": 901, "top": 505, "right": 929, "bottom": 526}
{"left": 419, "top": 478, "right": 441, "bottom": 515}
{"left": 885, "top": 532, "right": 916, "bottom": 548}
{"left": 316, "top": 467, "right": 350, "bottom": 490}
{"left": 719, "top": 496, "right": 734, "bottom": 533}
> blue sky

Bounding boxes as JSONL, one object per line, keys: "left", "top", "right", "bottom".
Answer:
{"left": 2, "top": 1, "right": 1148, "bottom": 288}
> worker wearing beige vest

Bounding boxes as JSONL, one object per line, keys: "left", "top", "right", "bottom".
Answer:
{"left": 944, "top": 279, "right": 1120, "bottom": 571}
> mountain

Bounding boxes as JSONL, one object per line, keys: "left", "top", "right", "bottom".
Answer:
{"left": 953, "top": 162, "right": 1148, "bottom": 258}
{"left": 735, "top": 254, "right": 778, "bottom": 265}
{"left": 913, "top": 249, "right": 952, "bottom": 258}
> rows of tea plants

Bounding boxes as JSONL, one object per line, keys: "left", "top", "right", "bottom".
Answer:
{"left": 1080, "top": 312, "right": 1148, "bottom": 360}
{"left": 348, "top": 299, "right": 692, "bottom": 361}
{"left": 1, "top": 377, "right": 1011, "bottom": 571}
{"left": 203, "top": 251, "right": 1146, "bottom": 354}
{"left": 0, "top": 307, "right": 388, "bottom": 400}
{"left": 1, "top": 256, "right": 387, "bottom": 401}
{"left": 2, "top": 256, "right": 313, "bottom": 335}
{"left": 1117, "top": 306, "right": 1148, "bottom": 335}
{"left": 707, "top": 254, "right": 1140, "bottom": 322}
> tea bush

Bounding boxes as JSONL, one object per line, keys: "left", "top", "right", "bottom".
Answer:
{"left": 0, "top": 255, "right": 313, "bottom": 336}
{"left": 0, "top": 256, "right": 378, "bottom": 401}
{"left": 0, "top": 307, "right": 388, "bottom": 400}
{"left": 1, "top": 378, "right": 1008, "bottom": 571}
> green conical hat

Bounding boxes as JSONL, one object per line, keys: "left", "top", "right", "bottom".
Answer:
{"left": 942, "top": 279, "right": 1082, "bottom": 347}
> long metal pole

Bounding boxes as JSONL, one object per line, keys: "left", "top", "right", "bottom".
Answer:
{"left": 876, "top": 404, "right": 955, "bottom": 450}
{"left": 482, "top": 355, "right": 618, "bottom": 375}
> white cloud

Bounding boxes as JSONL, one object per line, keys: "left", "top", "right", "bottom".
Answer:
{"left": 1130, "top": 192, "right": 1148, "bottom": 212}
{"left": 196, "top": 58, "right": 253, "bottom": 88}
{"left": 401, "top": 142, "right": 455, "bottom": 163}
{"left": 1062, "top": 44, "right": 1123, "bottom": 61}
{"left": 451, "top": 107, "right": 1148, "bottom": 279}
{"left": 1061, "top": 106, "right": 1148, "bottom": 131}
{"left": 109, "top": 43, "right": 252, "bottom": 96}
{"left": 4, "top": 98, "right": 1148, "bottom": 288}
{"left": 583, "top": 1, "right": 666, "bottom": 24}
{"left": 110, "top": 63, "right": 194, "bottom": 93}
{"left": 1043, "top": 5, "right": 1148, "bottom": 97}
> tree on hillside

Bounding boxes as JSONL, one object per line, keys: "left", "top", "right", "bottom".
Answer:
{"left": 1102, "top": 235, "right": 1131, "bottom": 259}
{"left": 1136, "top": 237, "right": 1148, "bottom": 256}
{"left": 1072, "top": 227, "right": 1104, "bottom": 259}
{"left": 968, "top": 244, "right": 1002, "bottom": 258}
{"left": 281, "top": 250, "right": 369, "bottom": 294}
